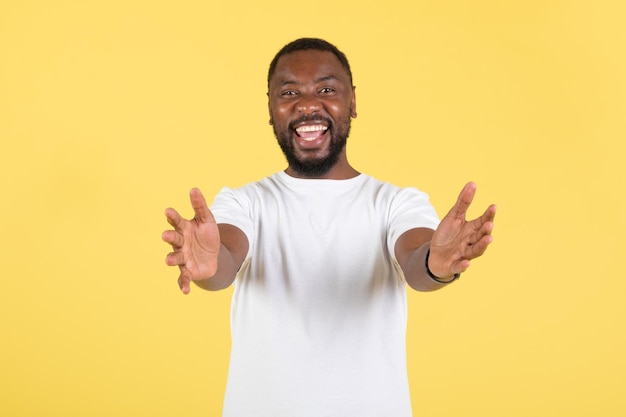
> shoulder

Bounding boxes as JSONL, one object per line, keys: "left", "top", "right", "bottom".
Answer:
{"left": 215, "top": 172, "right": 284, "bottom": 197}
{"left": 360, "top": 175, "right": 430, "bottom": 204}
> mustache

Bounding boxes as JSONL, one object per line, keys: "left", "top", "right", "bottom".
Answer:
{"left": 288, "top": 114, "right": 332, "bottom": 131}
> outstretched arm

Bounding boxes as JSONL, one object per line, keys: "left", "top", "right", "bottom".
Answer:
{"left": 395, "top": 182, "right": 496, "bottom": 291}
{"left": 162, "top": 188, "right": 249, "bottom": 294}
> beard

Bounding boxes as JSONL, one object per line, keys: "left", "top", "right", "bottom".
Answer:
{"left": 273, "top": 113, "right": 352, "bottom": 177}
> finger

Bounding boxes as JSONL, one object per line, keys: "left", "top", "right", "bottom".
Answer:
{"left": 161, "top": 230, "right": 184, "bottom": 248}
{"left": 475, "top": 216, "right": 495, "bottom": 237}
{"left": 447, "top": 182, "right": 476, "bottom": 220}
{"left": 465, "top": 234, "right": 494, "bottom": 260}
{"left": 165, "top": 251, "right": 185, "bottom": 267}
{"left": 453, "top": 258, "right": 472, "bottom": 274}
{"left": 464, "top": 205, "right": 496, "bottom": 241}
{"left": 189, "top": 188, "right": 216, "bottom": 224}
{"left": 165, "top": 207, "right": 185, "bottom": 231}
{"left": 474, "top": 206, "right": 496, "bottom": 240}
{"left": 479, "top": 204, "right": 497, "bottom": 224}
{"left": 178, "top": 270, "right": 192, "bottom": 294}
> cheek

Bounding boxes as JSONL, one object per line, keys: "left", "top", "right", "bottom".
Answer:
{"left": 327, "top": 99, "right": 352, "bottom": 118}
{"left": 272, "top": 105, "right": 292, "bottom": 126}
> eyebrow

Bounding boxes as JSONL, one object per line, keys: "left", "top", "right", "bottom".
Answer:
{"left": 279, "top": 75, "right": 340, "bottom": 86}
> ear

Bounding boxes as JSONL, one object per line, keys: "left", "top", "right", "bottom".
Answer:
{"left": 350, "top": 85, "right": 357, "bottom": 118}
{"left": 267, "top": 92, "right": 274, "bottom": 125}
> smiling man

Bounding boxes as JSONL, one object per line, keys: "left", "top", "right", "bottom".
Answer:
{"left": 162, "top": 38, "right": 496, "bottom": 417}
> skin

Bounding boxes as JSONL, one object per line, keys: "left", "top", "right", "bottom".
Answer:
{"left": 268, "top": 49, "right": 358, "bottom": 180}
{"left": 162, "top": 49, "right": 496, "bottom": 294}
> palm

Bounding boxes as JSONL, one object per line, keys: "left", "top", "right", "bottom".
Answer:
{"left": 429, "top": 183, "right": 496, "bottom": 278}
{"left": 177, "top": 214, "right": 220, "bottom": 278}
{"left": 163, "top": 188, "right": 220, "bottom": 293}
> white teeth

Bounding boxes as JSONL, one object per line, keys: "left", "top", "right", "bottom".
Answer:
{"left": 296, "top": 125, "right": 328, "bottom": 134}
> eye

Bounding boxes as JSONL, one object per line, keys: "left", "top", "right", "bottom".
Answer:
{"left": 281, "top": 90, "right": 298, "bottom": 96}
{"left": 319, "top": 87, "right": 335, "bottom": 94}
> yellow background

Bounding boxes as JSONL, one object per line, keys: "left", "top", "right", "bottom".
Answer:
{"left": 1, "top": 0, "right": 624, "bottom": 416}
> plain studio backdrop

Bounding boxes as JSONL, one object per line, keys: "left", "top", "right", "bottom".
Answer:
{"left": 1, "top": 1, "right": 624, "bottom": 416}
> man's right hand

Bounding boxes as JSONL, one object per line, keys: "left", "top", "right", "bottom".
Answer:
{"left": 162, "top": 188, "right": 221, "bottom": 294}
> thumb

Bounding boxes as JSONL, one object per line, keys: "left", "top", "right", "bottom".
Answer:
{"left": 189, "top": 188, "right": 215, "bottom": 224}
{"left": 446, "top": 182, "right": 476, "bottom": 220}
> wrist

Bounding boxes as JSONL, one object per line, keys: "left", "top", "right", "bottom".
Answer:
{"left": 425, "top": 248, "right": 460, "bottom": 284}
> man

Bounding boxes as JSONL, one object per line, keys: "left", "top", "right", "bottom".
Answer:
{"left": 162, "top": 38, "right": 496, "bottom": 417}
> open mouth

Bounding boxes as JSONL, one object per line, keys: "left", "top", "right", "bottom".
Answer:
{"left": 295, "top": 124, "right": 329, "bottom": 142}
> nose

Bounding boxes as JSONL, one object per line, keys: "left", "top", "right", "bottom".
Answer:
{"left": 296, "top": 94, "right": 321, "bottom": 115}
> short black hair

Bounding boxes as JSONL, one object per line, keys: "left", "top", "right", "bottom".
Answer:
{"left": 267, "top": 38, "right": 353, "bottom": 89}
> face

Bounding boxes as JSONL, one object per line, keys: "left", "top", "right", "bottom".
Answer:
{"left": 268, "top": 49, "right": 357, "bottom": 178}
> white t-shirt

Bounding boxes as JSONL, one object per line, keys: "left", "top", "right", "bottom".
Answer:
{"left": 210, "top": 171, "right": 440, "bottom": 417}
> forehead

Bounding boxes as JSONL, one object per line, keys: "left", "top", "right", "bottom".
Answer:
{"left": 270, "top": 49, "right": 350, "bottom": 86}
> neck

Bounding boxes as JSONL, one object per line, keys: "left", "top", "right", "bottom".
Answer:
{"left": 285, "top": 154, "right": 359, "bottom": 180}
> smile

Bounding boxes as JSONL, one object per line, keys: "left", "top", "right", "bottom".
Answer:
{"left": 295, "top": 124, "right": 328, "bottom": 142}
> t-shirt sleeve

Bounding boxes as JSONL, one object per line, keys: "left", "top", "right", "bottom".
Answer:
{"left": 210, "top": 186, "right": 255, "bottom": 258}
{"left": 387, "top": 187, "right": 440, "bottom": 258}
